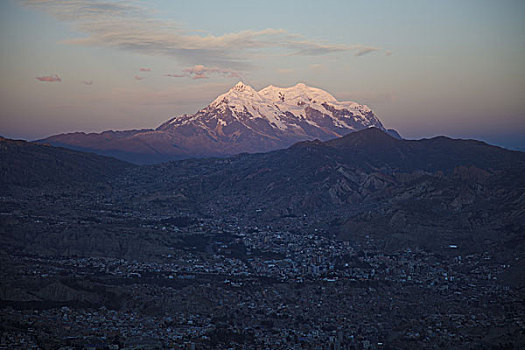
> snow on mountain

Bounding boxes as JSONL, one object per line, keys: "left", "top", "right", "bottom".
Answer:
{"left": 158, "top": 82, "right": 384, "bottom": 137}
{"left": 257, "top": 82, "right": 380, "bottom": 130}
{"left": 41, "top": 82, "right": 391, "bottom": 163}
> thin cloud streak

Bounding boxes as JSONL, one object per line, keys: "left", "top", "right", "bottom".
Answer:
{"left": 164, "top": 65, "right": 242, "bottom": 80}
{"left": 36, "top": 74, "right": 61, "bottom": 82}
{"left": 165, "top": 73, "right": 185, "bottom": 78}
{"left": 19, "top": 0, "right": 385, "bottom": 70}
{"left": 354, "top": 47, "right": 381, "bottom": 57}
{"left": 183, "top": 65, "right": 242, "bottom": 80}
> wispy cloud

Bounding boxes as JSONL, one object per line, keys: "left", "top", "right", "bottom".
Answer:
{"left": 36, "top": 74, "right": 61, "bottom": 82}
{"left": 191, "top": 74, "right": 208, "bottom": 80}
{"left": 139, "top": 67, "right": 151, "bottom": 72}
{"left": 134, "top": 75, "right": 145, "bottom": 80}
{"left": 165, "top": 73, "right": 186, "bottom": 78}
{"left": 287, "top": 40, "right": 348, "bottom": 55}
{"left": 183, "top": 65, "right": 242, "bottom": 80}
{"left": 82, "top": 80, "right": 93, "bottom": 85}
{"left": 165, "top": 65, "right": 242, "bottom": 80}
{"left": 354, "top": 47, "right": 381, "bottom": 57}
{"left": 19, "top": 0, "right": 385, "bottom": 70}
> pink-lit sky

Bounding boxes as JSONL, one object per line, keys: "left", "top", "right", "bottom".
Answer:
{"left": 1, "top": 0, "right": 524, "bottom": 149}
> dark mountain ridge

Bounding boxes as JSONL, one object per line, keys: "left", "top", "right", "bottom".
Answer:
{"left": 110, "top": 128, "right": 524, "bottom": 223}
{"left": 0, "top": 136, "right": 133, "bottom": 190}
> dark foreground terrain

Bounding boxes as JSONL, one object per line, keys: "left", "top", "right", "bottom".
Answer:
{"left": 1, "top": 129, "right": 525, "bottom": 349}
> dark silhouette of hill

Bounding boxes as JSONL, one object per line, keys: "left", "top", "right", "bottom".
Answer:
{"left": 128, "top": 127, "right": 524, "bottom": 209}
{"left": 0, "top": 137, "right": 133, "bottom": 189}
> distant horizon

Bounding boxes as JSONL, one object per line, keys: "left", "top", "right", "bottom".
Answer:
{"left": 1, "top": 0, "right": 524, "bottom": 150}
{"left": 2, "top": 125, "right": 524, "bottom": 155}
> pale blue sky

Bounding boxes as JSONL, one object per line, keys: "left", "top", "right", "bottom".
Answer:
{"left": 1, "top": 0, "right": 524, "bottom": 149}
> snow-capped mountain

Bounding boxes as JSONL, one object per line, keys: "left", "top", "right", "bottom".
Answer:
{"left": 158, "top": 82, "right": 384, "bottom": 139}
{"left": 40, "top": 82, "right": 396, "bottom": 164}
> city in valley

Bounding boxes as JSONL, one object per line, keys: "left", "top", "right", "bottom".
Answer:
{"left": 1, "top": 130, "right": 524, "bottom": 349}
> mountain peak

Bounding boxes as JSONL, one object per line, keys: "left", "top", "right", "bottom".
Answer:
{"left": 210, "top": 81, "right": 260, "bottom": 107}
{"left": 230, "top": 81, "right": 255, "bottom": 93}
{"left": 325, "top": 127, "right": 398, "bottom": 149}
{"left": 43, "top": 82, "right": 390, "bottom": 163}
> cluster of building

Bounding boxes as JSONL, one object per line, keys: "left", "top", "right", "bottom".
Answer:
{"left": 1, "top": 193, "right": 523, "bottom": 349}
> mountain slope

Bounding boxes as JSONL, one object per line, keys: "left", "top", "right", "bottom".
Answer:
{"left": 119, "top": 127, "right": 525, "bottom": 212}
{"left": 114, "top": 128, "right": 525, "bottom": 258}
{"left": 0, "top": 137, "right": 133, "bottom": 190}
{"left": 40, "top": 82, "right": 390, "bottom": 163}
